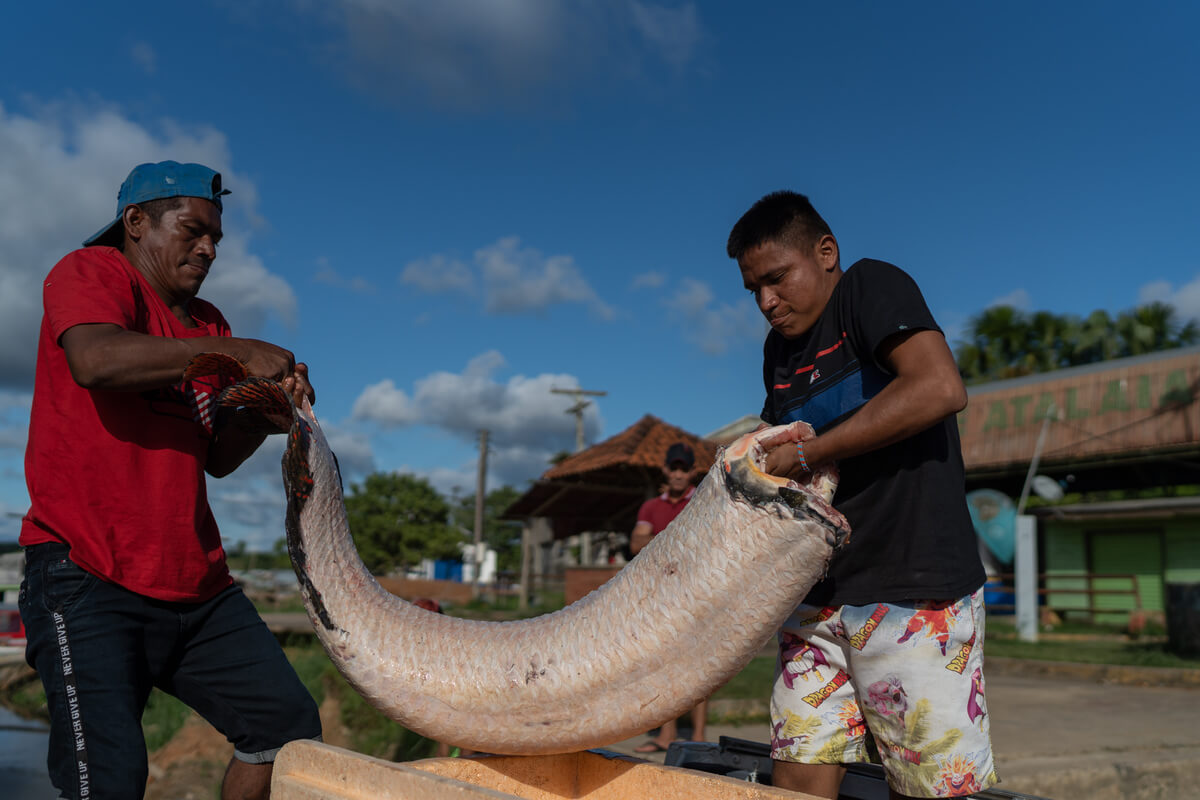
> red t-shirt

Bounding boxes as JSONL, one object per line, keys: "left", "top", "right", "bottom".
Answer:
{"left": 20, "top": 247, "right": 235, "bottom": 602}
{"left": 636, "top": 486, "right": 696, "bottom": 538}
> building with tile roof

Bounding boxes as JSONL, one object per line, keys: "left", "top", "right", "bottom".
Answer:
{"left": 504, "top": 414, "right": 719, "bottom": 540}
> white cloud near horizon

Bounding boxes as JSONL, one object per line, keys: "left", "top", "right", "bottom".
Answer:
{"left": 400, "top": 236, "right": 614, "bottom": 319}
{"left": 987, "top": 288, "right": 1033, "bottom": 311}
{"left": 631, "top": 270, "right": 666, "bottom": 289}
{"left": 352, "top": 350, "right": 598, "bottom": 486}
{"left": 0, "top": 100, "right": 296, "bottom": 388}
{"left": 664, "top": 278, "right": 762, "bottom": 355}
{"left": 1139, "top": 275, "right": 1200, "bottom": 322}
{"left": 314, "top": 256, "right": 376, "bottom": 293}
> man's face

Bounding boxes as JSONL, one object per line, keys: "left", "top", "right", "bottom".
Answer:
{"left": 663, "top": 462, "right": 691, "bottom": 493}
{"left": 134, "top": 197, "right": 223, "bottom": 299}
{"left": 739, "top": 237, "right": 839, "bottom": 339}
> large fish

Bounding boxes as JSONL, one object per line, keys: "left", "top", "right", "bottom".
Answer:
{"left": 198, "top": 354, "right": 850, "bottom": 755}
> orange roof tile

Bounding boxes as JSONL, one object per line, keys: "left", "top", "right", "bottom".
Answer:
{"left": 543, "top": 414, "right": 719, "bottom": 479}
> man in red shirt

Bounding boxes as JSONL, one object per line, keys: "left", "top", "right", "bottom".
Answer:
{"left": 19, "top": 161, "right": 321, "bottom": 800}
{"left": 630, "top": 442, "right": 709, "bottom": 752}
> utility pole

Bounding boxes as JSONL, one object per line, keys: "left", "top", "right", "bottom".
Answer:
{"left": 472, "top": 429, "right": 489, "bottom": 599}
{"left": 550, "top": 386, "right": 606, "bottom": 567}
{"left": 550, "top": 387, "right": 607, "bottom": 453}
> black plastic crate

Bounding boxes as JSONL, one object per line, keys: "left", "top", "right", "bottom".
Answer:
{"left": 664, "top": 736, "right": 1051, "bottom": 800}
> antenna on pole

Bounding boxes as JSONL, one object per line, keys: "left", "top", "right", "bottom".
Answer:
{"left": 550, "top": 387, "right": 607, "bottom": 453}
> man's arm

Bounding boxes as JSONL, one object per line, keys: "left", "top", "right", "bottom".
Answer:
{"left": 60, "top": 323, "right": 298, "bottom": 391}
{"left": 765, "top": 329, "right": 966, "bottom": 479}
{"left": 61, "top": 323, "right": 314, "bottom": 477}
{"left": 629, "top": 521, "right": 654, "bottom": 555}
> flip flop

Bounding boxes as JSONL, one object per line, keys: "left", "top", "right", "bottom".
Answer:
{"left": 633, "top": 740, "right": 669, "bottom": 753}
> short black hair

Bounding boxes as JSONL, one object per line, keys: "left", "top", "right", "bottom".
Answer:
{"left": 135, "top": 196, "right": 185, "bottom": 226}
{"left": 726, "top": 191, "right": 833, "bottom": 260}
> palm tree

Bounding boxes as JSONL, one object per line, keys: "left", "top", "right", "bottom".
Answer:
{"left": 956, "top": 302, "right": 1196, "bottom": 384}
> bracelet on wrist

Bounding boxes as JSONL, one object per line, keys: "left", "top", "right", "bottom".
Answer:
{"left": 795, "top": 440, "right": 811, "bottom": 472}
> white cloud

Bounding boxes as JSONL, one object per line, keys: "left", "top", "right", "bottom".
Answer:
{"left": 332, "top": 0, "right": 569, "bottom": 106}
{"left": 351, "top": 351, "right": 597, "bottom": 482}
{"left": 0, "top": 391, "right": 31, "bottom": 452}
{"left": 414, "top": 441, "right": 550, "bottom": 496}
{"left": 400, "top": 237, "right": 613, "bottom": 319}
{"left": 400, "top": 253, "right": 475, "bottom": 293}
{"left": 631, "top": 270, "right": 666, "bottom": 289}
{"left": 1139, "top": 275, "right": 1200, "bottom": 322}
{"left": 987, "top": 288, "right": 1032, "bottom": 311}
{"left": 352, "top": 379, "right": 419, "bottom": 427}
{"left": 664, "top": 278, "right": 762, "bottom": 355}
{"left": 0, "top": 100, "right": 295, "bottom": 387}
{"left": 0, "top": 499, "right": 26, "bottom": 540}
{"left": 477, "top": 236, "right": 614, "bottom": 319}
{"left": 207, "top": 419, "right": 378, "bottom": 550}
{"left": 629, "top": 2, "right": 703, "bottom": 69}
{"left": 131, "top": 42, "right": 156, "bottom": 75}
{"left": 319, "top": 0, "right": 705, "bottom": 108}
{"left": 315, "top": 257, "right": 376, "bottom": 293}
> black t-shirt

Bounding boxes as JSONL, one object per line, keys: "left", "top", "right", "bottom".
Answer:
{"left": 761, "top": 259, "right": 985, "bottom": 605}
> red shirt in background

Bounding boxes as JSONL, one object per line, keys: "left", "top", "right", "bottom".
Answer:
{"left": 21, "top": 247, "right": 235, "bottom": 602}
{"left": 636, "top": 486, "right": 696, "bottom": 538}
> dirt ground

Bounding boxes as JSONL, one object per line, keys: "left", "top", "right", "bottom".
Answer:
{"left": 144, "top": 690, "right": 353, "bottom": 799}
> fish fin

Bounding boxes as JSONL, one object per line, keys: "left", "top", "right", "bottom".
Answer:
{"left": 216, "top": 377, "right": 295, "bottom": 434}
{"left": 183, "top": 352, "right": 249, "bottom": 383}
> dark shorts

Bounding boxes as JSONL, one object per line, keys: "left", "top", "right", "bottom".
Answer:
{"left": 19, "top": 542, "right": 322, "bottom": 799}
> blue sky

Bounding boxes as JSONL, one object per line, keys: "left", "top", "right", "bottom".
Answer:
{"left": 1, "top": 2, "right": 1197, "bottom": 548}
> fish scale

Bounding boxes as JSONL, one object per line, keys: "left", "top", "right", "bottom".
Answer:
{"left": 259, "top": 384, "right": 849, "bottom": 754}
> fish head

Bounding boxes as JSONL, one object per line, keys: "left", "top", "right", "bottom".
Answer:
{"left": 721, "top": 422, "right": 850, "bottom": 548}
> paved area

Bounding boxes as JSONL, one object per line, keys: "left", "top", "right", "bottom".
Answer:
{"left": 604, "top": 661, "right": 1200, "bottom": 800}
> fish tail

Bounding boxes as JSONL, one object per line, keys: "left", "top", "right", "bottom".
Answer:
{"left": 183, "top": 352, "right": 249, "bottom": 383}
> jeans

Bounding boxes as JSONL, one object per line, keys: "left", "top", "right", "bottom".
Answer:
{"left": 19, "top": 542, "right": 321, "bottom": 799}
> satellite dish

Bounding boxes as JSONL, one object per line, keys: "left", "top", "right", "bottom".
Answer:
{"left": 1032, "top": 475, "right": 1064, "bottom": 502}
{"left": 965, "top": 489, "right": 1016, "bottom": 564}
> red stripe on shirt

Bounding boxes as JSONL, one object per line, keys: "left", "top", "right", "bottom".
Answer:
{"left": 791, "top": 333, "right": 849, "bottom": 376}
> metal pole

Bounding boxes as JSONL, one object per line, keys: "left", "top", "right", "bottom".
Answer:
{"left": 518, "top": 525, "right": 531, "bottom": 612}
{"left": 1016, "top": 404, "right": 1056, "bottom": 516}
{"left": 549, "top": 387, "right": 607, "bottom": 453}
{"left": 473, "top": 429, "right": 488, "bottom": 598}
{"left": 550, "top": 387, "right": 606, "bottom": 567}
{"left": 1015, "top": 514, "right": 1039, "bottom": 643}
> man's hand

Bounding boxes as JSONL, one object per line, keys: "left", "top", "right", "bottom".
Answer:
{"left": 763, "top": 431, "right": 818, "bottom": 482}
{"left": 281, "top": 363, "right": 315, "bottom": 407}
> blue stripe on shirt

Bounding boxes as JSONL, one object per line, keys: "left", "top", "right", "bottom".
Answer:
{"left": 777, "top": 361, "right": 892, "bottom": 432}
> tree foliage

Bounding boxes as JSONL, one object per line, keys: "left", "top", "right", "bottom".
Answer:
{"left": 955, "top": 302, "right": 1198, "bottom": 384}
{"left": 344, "top": 472, "right": 466, "bottom": 575}
{"left": 451, "top": 485, "right": 525, "bottom": 575}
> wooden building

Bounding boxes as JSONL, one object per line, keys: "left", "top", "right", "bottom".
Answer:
{"left": 960, "top": 346, "right": 1200, "bottom": 622}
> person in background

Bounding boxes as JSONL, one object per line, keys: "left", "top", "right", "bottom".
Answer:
{"left": 19, "top": 161, "right": 321, "bottom": 800}
{"left": 727, "top": 190, "right": 995, "bottom": 799}
{"left": 630, "top": 442, "right": 709, "bottom": 753}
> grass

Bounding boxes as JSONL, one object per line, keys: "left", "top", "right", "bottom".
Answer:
{"left": 6, "top": 598, "right": 1196, "bottom": 761}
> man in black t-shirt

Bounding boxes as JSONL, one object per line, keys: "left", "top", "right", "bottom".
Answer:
{"left": 727, "top": 191, "right": 996, "bottom": 799}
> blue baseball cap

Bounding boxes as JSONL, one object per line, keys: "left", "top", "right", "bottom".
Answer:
{"left": 83, "top": 160, "right": 232, "bottom": 247}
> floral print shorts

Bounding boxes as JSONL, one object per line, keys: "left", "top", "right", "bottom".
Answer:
{"left": 771, "top": 589, "right": 998, "bottom": 797}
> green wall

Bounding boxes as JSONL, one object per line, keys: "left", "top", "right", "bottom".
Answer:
{"left": 1040, "top": 515, "right": 1200, "bottom": 621}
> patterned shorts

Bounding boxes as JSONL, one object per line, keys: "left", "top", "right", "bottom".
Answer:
{"left": 770, "top": 590, "right": 998, "bottom": 797}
